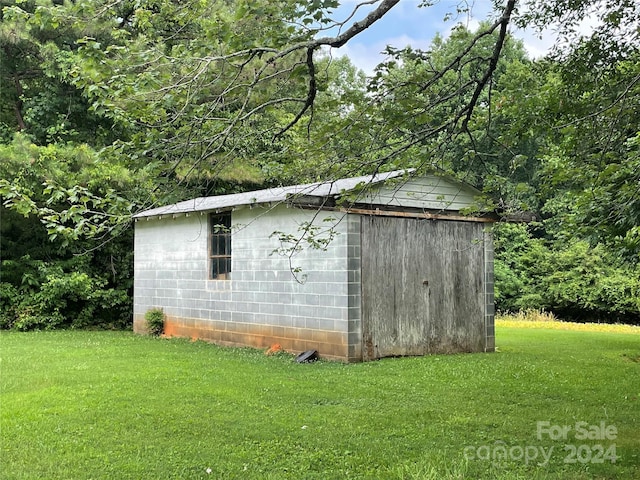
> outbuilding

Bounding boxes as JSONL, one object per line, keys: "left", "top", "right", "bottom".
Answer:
{"left": 133, "top": 170, "right": 496, "bottom": 361}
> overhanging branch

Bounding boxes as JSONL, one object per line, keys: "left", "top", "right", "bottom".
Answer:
{"left": 315, "top": 0, "right": 400, "bottom": 48}
{"left": 461, "top": 0, "right": 516, "bottom": 131}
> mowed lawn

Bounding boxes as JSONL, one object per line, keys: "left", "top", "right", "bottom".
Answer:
{"left": 1, "top": 324, "right": 639, "bottom": 479}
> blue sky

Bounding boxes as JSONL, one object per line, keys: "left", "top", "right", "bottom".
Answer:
{"left": 324, "top": 0, "right": 557, "bottom": 74}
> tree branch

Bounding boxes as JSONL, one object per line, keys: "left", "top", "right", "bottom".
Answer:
{"left": 461, "top": 0, "right": 516, "bottom": 131}
{"left": 274, "top": 48, "right": 317, "bottom": 139}
{"left": 315, "top": 0, "right": 400, "bottom": 48}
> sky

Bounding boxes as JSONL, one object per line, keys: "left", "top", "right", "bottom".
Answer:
{"left": 324, "top": 0, "right": 559, "bottom": 74}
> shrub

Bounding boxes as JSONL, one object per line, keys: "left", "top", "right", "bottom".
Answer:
{"left": 0, "top": 282, "right": 19, "bottom": 329}
{"left": 0, "top": 261, "right": 131, "bottom": 331}
{"left": 493, "top": 223, "right": 640, "bottom": 324}
{"left": 145, "top": 308, "right": 165, "bottom": 336}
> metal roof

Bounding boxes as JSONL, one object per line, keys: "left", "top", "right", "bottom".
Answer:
{"left": 133, "top": 170, "right": 410, "bottom": 219}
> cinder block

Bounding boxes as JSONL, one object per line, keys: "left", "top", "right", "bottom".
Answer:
{"left": 312, "top": 270, "right": 345, "bottom": 284}
{"left": 305, "top": 318, "right": 320, "bottom": 330}
{"left": 347, "top": 331, "right": 361, "bottom": 348}
{"left": 258, "top": 302, "right": 274, "bottom": 315}
{"left": 306, "top": 282, "right": 326, "bottom": 295}
{"left": 235, "top": 290, "right": 254, "bottom": 303}
{"left": 486, "top": 323, "right": 495, "bottom": 337}
{"left": 272, "top": 326, "right": 286, "bottom": 338}
{"left": 347, "top": 281, "right": 361, "bottom": 295}
{"left": 274, "top": 315, "right": 292, "bottom": 327}
{"left": 316, "top": 318, "right": 337, "bottom": 331}
{"left": 347, "top": 257, "right": 361, "bottom": 271}
{"left": 347, "top": 343, "right": 362, "bottom": 362}
{"left": 253, "top": 292, "right": 272, "bottom": 304}
{"left": 331, "top": 295, "right": 349, "bottom": 308}
{"left": 291, "top": 316, "right": 307, "bottom": 329}
{"left": 304, "top": 294, "right": 320, "bottom": 306}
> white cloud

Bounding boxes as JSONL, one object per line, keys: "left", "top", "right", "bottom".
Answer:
{"left": 515, "top": 27, "right": 558, "bottom": 59}
{"left": 331, "top": 42, "right": 384, "bottom": 74}
{"left": 332, "top": 34, "right": 434, "bottom": 74}
{"left": 514, "top": 11, "right": 602, "bottom": 59}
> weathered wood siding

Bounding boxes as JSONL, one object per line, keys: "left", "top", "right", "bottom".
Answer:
{"left": 357, "top": 175, "right": 479, "bottom": 211}
{"left": 361, "top": 216, "right": 486, "bottom": 359}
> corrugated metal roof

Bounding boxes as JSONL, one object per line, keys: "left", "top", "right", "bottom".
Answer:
{"left": 133, "top": 170, "right": 410, "bottom": 219}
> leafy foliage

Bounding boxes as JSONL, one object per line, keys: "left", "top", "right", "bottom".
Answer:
{"left": 494, "top": 223, "right": 640, "bottom": 324}
{"left": 0, "top": 258, "right": 129, "bottom": 331}
{"left": 0, "top": 135, "right": 134, "bottom": 330}
{"left": 144, "top": 308, "right": 165, "bottom": 336}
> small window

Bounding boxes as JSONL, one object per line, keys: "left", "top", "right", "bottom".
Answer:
{"left": 209, "top": 213, "right": 231, "bottom": 279}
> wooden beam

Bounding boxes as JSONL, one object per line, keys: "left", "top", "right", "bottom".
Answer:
{"left": 338, "top": 207, "right": 497, "bottom": 223}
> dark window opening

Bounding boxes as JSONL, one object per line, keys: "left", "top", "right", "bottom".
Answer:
{"left": 209, "top": 213, "right": 231, "bottom": 279}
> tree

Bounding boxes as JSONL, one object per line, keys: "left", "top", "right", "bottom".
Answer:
{"left": 0, "top": 135, "right": 134, "bottom": 329}
{"left": 2, "top": 0, "right": 639, "bottom": 328}
{"left": 9, "top": 1, "right": 512, "bottom": 183}
{"left": 4, "top": 0, "right": 638, "bottom": 207}
{"left": 515, "top": 0, "right": 640, "bottom": 256}
{"left": 353, "top": 23, "right": 532, "bottom": 196}
{"left": 535, "top": 56, "right": 640, "bottom": 257}
{"left": 0, "top": 0, "right": 129, "bottom": 145}
{"left": 493, "top": 222, "right": 640, "bottom": 323}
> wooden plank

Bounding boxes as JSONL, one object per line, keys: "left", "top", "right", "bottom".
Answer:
{"left": 361, "top": 217, "right": 486, "bottom": 360}
{"left": 341, "top": 207, "right": 496, "bottom": 223}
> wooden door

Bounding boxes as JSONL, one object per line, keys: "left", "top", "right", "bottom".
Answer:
{"left": 361, "top": 216, "right": 485, "bottom": 360}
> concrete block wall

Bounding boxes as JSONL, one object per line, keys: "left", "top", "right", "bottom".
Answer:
{"left": 346, "top": 214, "right": 362, "bottom": 361}
{"left": 134, "top": 213, "right": 209, "bottom": 322}
{"left": 134, "top": 205, "right": 357, "bottom": 361}
{"left": 483, "top": 228, "right": 495, "bottom": 352}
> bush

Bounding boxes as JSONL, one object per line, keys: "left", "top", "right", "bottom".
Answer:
{"left": 0, "top": 260, "right": 131, "bottom": 331}
{"left": 537, "top": 243, "right": 640, "bottom": 322}
{"left": 494, "top": 223, "right": 640, "bottom": 324}
{"left": 145, "top": 308, "right": 165, "bottom": 336}
{"left": 0, "top": 282, "right": 19, "bottom": 329}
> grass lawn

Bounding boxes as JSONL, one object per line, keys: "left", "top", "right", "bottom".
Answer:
{"left": 1, "top": 323, "right": 639, "bottom": 479}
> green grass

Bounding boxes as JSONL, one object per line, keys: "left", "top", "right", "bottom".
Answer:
{"left": 1, "top": 326, "right": 639, "bottom": 479}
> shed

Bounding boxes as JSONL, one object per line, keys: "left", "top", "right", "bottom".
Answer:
{"left": 133, "top": 170, "right": 496, "bottom": 361}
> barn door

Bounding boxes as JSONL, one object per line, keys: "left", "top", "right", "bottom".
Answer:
{"left": 361, "top": 216, "right": 485, "bottom": 360}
